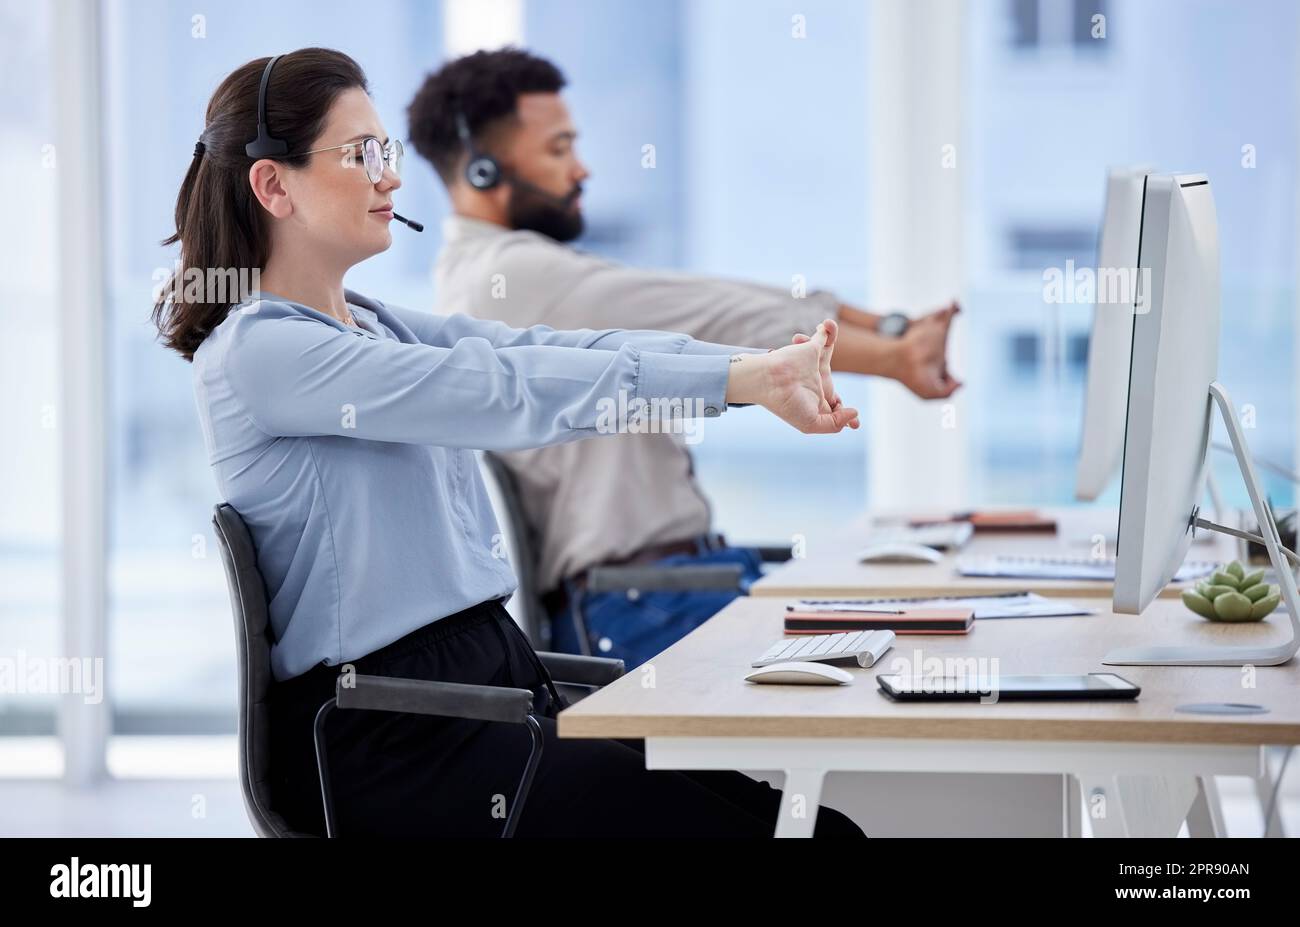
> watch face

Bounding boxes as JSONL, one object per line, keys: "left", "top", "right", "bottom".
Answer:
{"left": 880, "top": 312, "right": 910, "bottom": 338}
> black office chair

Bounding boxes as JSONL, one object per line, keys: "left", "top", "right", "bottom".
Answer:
{"left": 212, "top": 502, "right": 624, "bottom": 838}
{"left": 478, "top": 452, "right": 550, "bottom": 645}
{"left": 479, "top": 452, "right": 793, "bottom": 657}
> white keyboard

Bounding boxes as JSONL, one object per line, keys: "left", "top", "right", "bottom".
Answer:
{"left": 753, "top": 630, "right": 896, "bottom": 669}
{"left": 867, "top": 522, "right": 974, "bottom": 551}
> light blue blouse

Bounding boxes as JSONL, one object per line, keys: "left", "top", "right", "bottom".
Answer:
{"left": 192, "top": 290, "right": 752, "bottom": 680}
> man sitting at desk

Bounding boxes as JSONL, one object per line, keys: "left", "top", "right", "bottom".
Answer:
{"left": 407, "top": 48, "right": 961, "bottom": 667}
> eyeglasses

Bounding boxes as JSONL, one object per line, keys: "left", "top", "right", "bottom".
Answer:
{"left": 294, "top": 136, "right": 404, "bottom": 184}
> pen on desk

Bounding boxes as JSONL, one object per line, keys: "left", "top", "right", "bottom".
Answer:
{"left": 786, "top": 605, "right": 907, "bottom": 614}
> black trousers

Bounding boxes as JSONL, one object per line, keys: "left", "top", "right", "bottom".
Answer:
{"left": 269, "top": 599, "right": 866, "bottom": 838}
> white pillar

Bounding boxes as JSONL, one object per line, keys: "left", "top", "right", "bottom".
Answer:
{"left": 866, "top": 0, "right": 969, "bottom": 509}
{"left": 443, "top": 0, "right": 525, "bottom": 57}
{"left": 53, "top": 0, "right": 110, "bottom": 785}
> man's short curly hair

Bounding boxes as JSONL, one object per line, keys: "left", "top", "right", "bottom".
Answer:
{"left": 407, "top": 47, "right": 566, "bottom": 187}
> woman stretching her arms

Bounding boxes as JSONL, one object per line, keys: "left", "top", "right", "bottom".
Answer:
{"left": 154, "top": 48, "right": 862, "bottom": 838}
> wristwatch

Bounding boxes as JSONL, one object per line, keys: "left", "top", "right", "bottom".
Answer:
{"left": 878, "top": 312, "right": 910, "bottom": 338}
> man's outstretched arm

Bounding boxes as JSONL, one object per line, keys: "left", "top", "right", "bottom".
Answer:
{"left": 830, "top": 301, "right": 962, "bottom": 400}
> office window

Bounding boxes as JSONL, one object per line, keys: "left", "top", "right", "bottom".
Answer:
{"left": 672, "top": 0, "right": 871, "bottom": 545}
{"left": 1006, "top": 224, "right": 1096, "bottom": 272}
{"left": 0, "top": 1, "right": 59, "bottom": 737}
{"left": 1009, "top": 332, "right": 1040, "bottom": 376}
{"left": 1010, "top": 0, "right": 1039, "bottom": 48}
{"left": 1065, "top": 332, "right": 1088, "bottom": 376}
{"left": 100, "top": 0, "right": 446, "bottom": 733}
{"left": 519, "top": 0, "right": 873, "bottom": 545}
{"left": 966, "top": 0, "right": 1297, "bottom": 506}
{"left": 524, "top": 0, "right": 685, "bottom": 269}
{"left": 1011, "top": 0, "right": 1109, "bottom": 52}
{"left": 1071, "top": 0, "right": 1107, "bottom": 46}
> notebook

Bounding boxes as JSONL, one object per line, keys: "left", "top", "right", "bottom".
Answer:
{"left": 784, "top": 605, "right": 974, "bottom": 635}
{"left": 909, "top": 510, "right": 1058, "bottom": 533}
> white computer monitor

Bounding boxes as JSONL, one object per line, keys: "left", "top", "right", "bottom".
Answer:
{"left": 1075, "top": 166, "right": 1151, "bottom": 502}
{"left": 1107, "top": 172, "right": 1299, "bottom": 666}
{"left": 1076, "top": 167, "right": 1296, "bottom": 513}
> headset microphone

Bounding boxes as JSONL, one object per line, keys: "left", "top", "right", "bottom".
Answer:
{"left": 392, "top": 212, "right": 424, "bottom": 232}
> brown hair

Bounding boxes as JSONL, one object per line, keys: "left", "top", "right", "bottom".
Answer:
{"left": 152, "top": 48, "right": 368, "bottom": 360}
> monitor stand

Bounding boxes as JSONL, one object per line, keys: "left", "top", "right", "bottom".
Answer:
{"left": 1103, "top": 381, "right": 1300, "bottom": 666}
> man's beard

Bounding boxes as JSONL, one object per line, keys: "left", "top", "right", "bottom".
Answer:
{"left": 506, "top": 181, "right": 584, "bottom": 242}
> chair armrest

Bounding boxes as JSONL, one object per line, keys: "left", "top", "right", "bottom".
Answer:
{"left": 755, "top": 545, "right": 794, "bottom": 563}
{"left": 584, "top": 563, "right": 744, "bottom": 594}
{"left": 335, "top": 674, "right": 534, "bottom": 724}
{"left": 536, "top": 652, "right": 625, "bottom": 687}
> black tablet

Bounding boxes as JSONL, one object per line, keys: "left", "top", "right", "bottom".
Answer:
{"left": 876, "top": 672, "right": 1140, "bottom": 701}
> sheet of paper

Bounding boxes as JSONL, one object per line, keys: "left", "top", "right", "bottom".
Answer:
{"left": 955, "top": 556, "right": 1216, "bottom": 583}
{"left": 790, "top": 591, "right": 1096, "bottom": 619}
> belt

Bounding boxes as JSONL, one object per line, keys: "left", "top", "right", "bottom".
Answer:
{"left": 597, "top": 535, "right": 708, "bottom": 570}
{"left": 544, "top": 532, "right": 726, "bottom": 613}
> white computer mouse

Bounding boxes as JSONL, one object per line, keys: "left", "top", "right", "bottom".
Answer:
{"left": 744, "top": 662, "right": 855, "bottom": 685}
{"left": 856, "top": 543, "right": 944, "bottom": 564}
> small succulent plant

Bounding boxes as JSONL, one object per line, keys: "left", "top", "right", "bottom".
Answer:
{"left": 1181, "top": 560, "right": 1280, "bottom": 622}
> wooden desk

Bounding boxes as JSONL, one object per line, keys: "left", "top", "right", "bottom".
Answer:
{"left": 560, "top": 596, "right": 1296, "bottom": 836}
{"left": 751, "top": 506, "right": 1240, "bottom": 600}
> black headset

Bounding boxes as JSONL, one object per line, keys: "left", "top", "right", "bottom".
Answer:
{"left": 456, "top": 112, "right": 501, "bottom": 190}
{"left": 245, "top": 55, "right": 289, "bottom": 158}
{"left": 240, "top": 53, "right": 425, "bottom": 232}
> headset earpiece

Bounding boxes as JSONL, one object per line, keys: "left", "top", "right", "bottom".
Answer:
{"left": 466, "top": 154, "right": 501, "bottom": 190}
{"left": 456, "top": 112, "right": 501, "bottom": 191}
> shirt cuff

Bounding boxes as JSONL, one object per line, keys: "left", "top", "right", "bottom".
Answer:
{"left": 633, "top": 348, "right": 731, "bottom": 420}
{"left": 678, "top": 339, "right": 766, "bottom": 359}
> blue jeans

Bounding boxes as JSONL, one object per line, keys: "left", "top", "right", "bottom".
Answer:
{"left": 550, "top": 546, "right": 765, "bottom": 669}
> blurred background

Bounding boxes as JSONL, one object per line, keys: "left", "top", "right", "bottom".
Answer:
{"left": 1, "top": 0, "right": 1296, "bottom": 833}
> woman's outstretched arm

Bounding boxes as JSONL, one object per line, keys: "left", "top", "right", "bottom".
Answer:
{"left": 223, "top": 302, "right": 857, "bottom": 450}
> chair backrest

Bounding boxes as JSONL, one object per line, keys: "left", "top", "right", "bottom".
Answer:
{"left": 477, "top": 452, "right": 548, "bottom": 647}
{"left": 212, "top": 503, "right": 312, "bottom": 838}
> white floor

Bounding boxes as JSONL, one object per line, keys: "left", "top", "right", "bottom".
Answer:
{"left": 1, "top": 777, "right": 256, "bottom": 837}
{"left": 0, "top": 755, "right": 1294, "bottom": 838}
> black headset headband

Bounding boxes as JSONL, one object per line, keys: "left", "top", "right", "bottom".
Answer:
{"left": 245, "top": 54, "right": 289, "bottom": 158}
